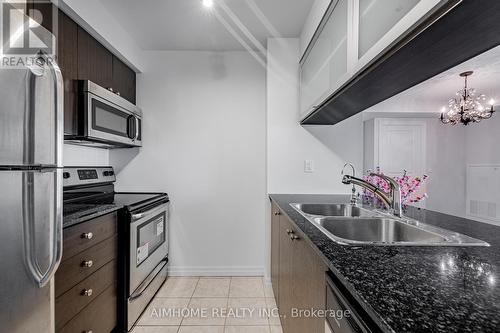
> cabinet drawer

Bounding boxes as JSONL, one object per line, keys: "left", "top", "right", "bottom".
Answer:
{"left": 58, "top": 284, "right": 117, "bottom": 333}
{"left": 62, "top": 212, "right": 117, "bottom": 261}
{"left": 56, "top": 235, "right": 117, "bottom": 297}
{"left": 55, "top": 260, "right": 116, "bottom": 331}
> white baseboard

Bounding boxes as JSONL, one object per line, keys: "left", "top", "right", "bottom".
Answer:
{"left": 168, "top": 266, "right": 265, "bottom": 277}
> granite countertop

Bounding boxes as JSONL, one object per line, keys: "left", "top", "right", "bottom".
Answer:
{"left": 63, "top": 204, "right": 121, "bottom": 228}
{"left": 270, "top": 194, "right": 500, "bottom": 333}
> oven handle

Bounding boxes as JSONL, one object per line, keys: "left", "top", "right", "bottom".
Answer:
{"left": 131, "top": 202, "right": 169, "bottom": 222}
{"left": 129, "top": 257, "right": 168, "bottom": 301}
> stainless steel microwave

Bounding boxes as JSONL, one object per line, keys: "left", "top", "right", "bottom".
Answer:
{"left": 65, "top": 80, "right": 142, "bottom": 148}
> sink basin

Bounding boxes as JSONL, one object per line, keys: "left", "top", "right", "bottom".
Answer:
{"left": 290, "top": 203, "right": 489, "bottom": 246}
{"left": 316, "top": 217, "right": 447, "bottom": 244}
{"left": 291, "top": 203, "right": 376, "bottom": 217}
{"left": 312, "top": 217, "right": 489, "bottom": 246}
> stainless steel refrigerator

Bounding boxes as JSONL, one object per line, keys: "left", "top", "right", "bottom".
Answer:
{"left": 0, "top": 21, "right": 64, "bottom": 333}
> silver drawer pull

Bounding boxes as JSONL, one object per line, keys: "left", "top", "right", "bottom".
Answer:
{"left": 274, "top": 211, "right": 280, "bottom": 216}
{"left": 84, "top": 330, "right": 93, "bottom": 333}
{"left": 290, "top": 235, "right": 300, "bottom": 241}
{"left": 81, "top": 260, "right": 93, "bottom": 268}
{"left": 286, "top": 229, "right": 293, "bottom": 234}
{"left": 81, "top": 232, "right": 93, "bottom": 240}
{"left": 81, "top": 289, "right": 93, "bottom": 297}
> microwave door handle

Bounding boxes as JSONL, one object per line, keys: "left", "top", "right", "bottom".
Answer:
{"left": 135, "top": 116, "right": 139, "bottom": 140}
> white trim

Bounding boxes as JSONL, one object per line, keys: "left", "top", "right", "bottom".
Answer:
{"left": 168, "top": 266, "right": 265, "bottom": 277}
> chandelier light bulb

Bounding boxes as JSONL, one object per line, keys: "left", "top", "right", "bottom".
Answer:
{"left": 489, "top": 98, "right": 495, "bottom": 106}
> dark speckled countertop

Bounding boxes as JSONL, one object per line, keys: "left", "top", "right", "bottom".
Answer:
{"left": 269, "top": 194, "right": 500, "bottom": 333}
{"left": 63, "top": 203, "right": 121, "bottom": 228}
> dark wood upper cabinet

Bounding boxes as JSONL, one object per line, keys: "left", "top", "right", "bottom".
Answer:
{"left": 27, "top": 4, "right": 137, "bottom": 135}
{"left": 77, "top": 26, "right": 113, "bottom": 89}
{"left": 57, "top": 11, "right": 79, "bottom": 135}
{"left": 112, "top": 56, "right": 136, "bottom": 104}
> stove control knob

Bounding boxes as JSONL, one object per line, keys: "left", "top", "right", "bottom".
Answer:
{"left": 63, "top": 172, "right": 70, "bottom": 179}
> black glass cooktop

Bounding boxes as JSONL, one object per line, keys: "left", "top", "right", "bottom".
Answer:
{"left": 63, "top": 192, "right": 168, "bottom": 219}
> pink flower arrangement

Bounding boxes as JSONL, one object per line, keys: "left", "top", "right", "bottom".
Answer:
{"left": 362, "top": 167, "right": 428, "bottom": 206}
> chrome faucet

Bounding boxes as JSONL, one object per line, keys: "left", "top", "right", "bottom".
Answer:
{"left": 342, "top": 172, "right": 403, "bottom": 217}
{"left": 341, "top": 163, "right": 357, "bottom": 205}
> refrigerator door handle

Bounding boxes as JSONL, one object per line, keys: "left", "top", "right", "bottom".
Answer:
{"left": 43, "top": 52, "right": 64, "bottom": 167}
{"left": 22, "top": 171, "right": 63, "bottom": 288}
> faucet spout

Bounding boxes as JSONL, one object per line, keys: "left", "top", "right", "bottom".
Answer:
{"left": 342, "top": 175, "right": 392, "bottom": 210}
{"left": 369, "top": 173, "right": 403, "bottom": 217}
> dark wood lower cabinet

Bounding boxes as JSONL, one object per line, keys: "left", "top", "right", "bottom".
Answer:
{"left": 271, "top": 201, "right": 281, "bottom": 302}
{"left": 58, "top": 284, "right": 117, "bottom": 333}
{"left": 272, "top": 201, "right": 327, "bottom": 333}
{"left": 55, "top": 213, "right": 118, "bottom": 332}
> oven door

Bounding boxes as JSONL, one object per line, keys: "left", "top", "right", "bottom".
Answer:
{"left": 129, "top": 202, "right": 169, "bottom": 294}
{"left": 86, "top": 92, "right": 142, "bottom": 147}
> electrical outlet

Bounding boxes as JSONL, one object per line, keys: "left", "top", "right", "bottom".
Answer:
{"left": 304, "top": 160, "right": 314, "bottom": 173}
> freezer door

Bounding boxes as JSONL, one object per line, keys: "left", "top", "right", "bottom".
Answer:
{"left": 0, "top": 169, "right": 63, "bottom": 333}
{"left": 0, "top": 53, "right": 64, "bottom": 167}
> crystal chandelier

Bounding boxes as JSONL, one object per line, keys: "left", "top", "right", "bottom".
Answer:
{"left": 440, "top": 71, "right": 495, "bottom": 125}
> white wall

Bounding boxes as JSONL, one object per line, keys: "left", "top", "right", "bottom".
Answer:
{"left": 63, "top": 144, "right": 109, "bottom": 166}
{"left": 267, "top": 38, "right": 364, "bottom": 195}
{"left": 299, "top": 0, "right": 331, "bottom": 58}
{"left": 465, "top": 111, "right": 500, "bottom": 165}
{"left": 110, "top": 51, "right": 267, "bottom": 276}
{"left": 425, "top": 119, "right": 466, "bottom": 217}
{"left": 360, "top": 113, "right": 500, "bottom": 219}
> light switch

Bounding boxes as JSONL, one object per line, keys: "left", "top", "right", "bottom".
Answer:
{"left": 304, "top": 160, "right": 314, "bottom": 173}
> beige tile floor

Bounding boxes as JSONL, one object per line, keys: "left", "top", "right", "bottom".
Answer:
{"left": 132, "top": 277, "right": 283, "bottom": 333}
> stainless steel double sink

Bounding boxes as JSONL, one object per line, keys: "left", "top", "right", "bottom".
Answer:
{"left": 290, "top": 203, "right": 489, "bottom": 246}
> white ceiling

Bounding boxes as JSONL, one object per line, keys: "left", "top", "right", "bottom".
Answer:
{"left": 98, "top": 0, "right": 315, "bottom": 51}
{"left": 366, "top": 45, "right": 500, "bottom": 114}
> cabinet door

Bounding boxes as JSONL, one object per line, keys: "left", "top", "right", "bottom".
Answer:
{"left": 112, "top": 56, "right": 136, "bottom": 104}
{"left": 300, "top": 0, "right": 349, "bottom": 117}
{"left": 278, "top": 216, "right": 294, "bottom": 331}
{"left": 292, "top": 232, "right": 327, "bottom": 333}
{"left": 77, "top": 26, "right": 113, "bottom": 89}
{"left": 57, "top": 11, "right": 79, "bottom": 135}
{"left": 271, "top": 202, "right": 281, "bottom": 303}
{"left": 356, "top": 0, "right": 444, "bottom": 70}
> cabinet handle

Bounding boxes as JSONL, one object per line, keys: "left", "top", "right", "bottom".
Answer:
{"left": 116, "top": 91, "right": 121, "bottom": 96}
{"left": 81, "top": 289, "right": 93, "bottom": 297}
{"left": 81, "top": 260, "right": 93, "bottom": 268}
{"left": 290, "top": 235, "right": 300, "bottom": 241}
{"left": 84, "top": 330, "right": 93, "bottom": 333}
{"left": 274, "top": 211, "right": 280, "bottom": 216}
{"left": 81, "top": 232, "right": 93, "bottom": 240}
{"left": 107, "top": 87, "right": 114, "bottom": 93}
{"left": 286, "top": 229, "right": 293, "bottom": 235}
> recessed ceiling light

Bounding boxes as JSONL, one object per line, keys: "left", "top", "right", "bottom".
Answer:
{"left": 202, "top": 0, "right": 214, "bottom": 8}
